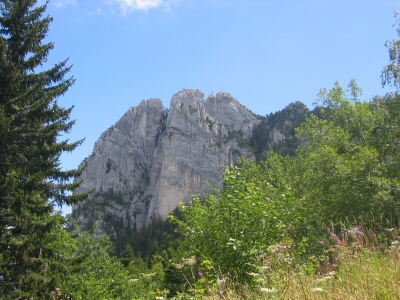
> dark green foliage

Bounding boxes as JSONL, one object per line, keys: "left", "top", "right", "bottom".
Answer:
{"left": 70, "top": 188, "right": 129, "bottom": 254}
{"left": 160, "top": 239, "right": 190, "bottom": 296}
{"left": 115, "top": 210, "right": 186, "bottom": 295}
{"left": 249, "top": 101, "right": 309, "bottom": 161}
{"left": 61, "top": 227, "right": 153, "bottom": 300}
{"left": 75, "top": 189, "right": 182, "bottom": 259}
{"left": 106, "top": 158, "right": 112, "bottom": 173}
{"left": 121, "top": 243, "right": 135, "bottom": 267}
{"left": 155, "top": 108, "right": 168, "bottom": 146}
{"left": 0, "top": 1, "right": 87, "bottom": 298}
{"left": 0, "top": 213, "right": 79, "bottom": 299}
{"left": 103, "top": 187, "right": 124, "bottom": 205}
{"left": 126, "top": 208, "right": 182, "bottom": 260}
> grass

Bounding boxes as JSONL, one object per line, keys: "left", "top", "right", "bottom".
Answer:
{"left": 175, "top": 227, "right": 400, "bottom": 300}
{"left": 44, "top": 228, "right": 400, "bottom": 299}
{"left": 269, "top": 247, "right": 400, "bottom": 299}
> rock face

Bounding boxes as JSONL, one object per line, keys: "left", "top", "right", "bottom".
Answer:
{"left": 72, "top": 90, "right": 261, "bottom": 232}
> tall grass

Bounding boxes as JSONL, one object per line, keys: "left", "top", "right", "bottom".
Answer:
{"left": 175, "top": 227, "right": 400, "bottom": 300}
{"left": 43, "top": 228, "right": 400, "bottom": 299}
{"left": 268, "top": 246, "right": 400, "bottom": 299}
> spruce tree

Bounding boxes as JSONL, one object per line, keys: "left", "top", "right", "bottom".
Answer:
{"left": 121, "top": 243, "right": 135, "bottom": 267}
{"left": 0, "top": 1, "right": 86, "bottom": 298}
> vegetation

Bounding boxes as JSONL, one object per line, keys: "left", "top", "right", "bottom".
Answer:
{"left": 160, "top": 14, "right": 400, "bottom": 297}
{"left": 249, "top": 101, "right": 309, "bottom": 161}
{"left": 162, "top": 81, "right": 400, "bottom": 298}
{"left": 0, "top": 0, "right": 88, "bottom": 298}
{"left": 2, "top": 1, "right": 400, "bottom": 299}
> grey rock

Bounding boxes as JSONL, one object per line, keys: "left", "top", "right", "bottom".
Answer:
{"left": 72, "top": 90, "right": 260, "bottom": 232}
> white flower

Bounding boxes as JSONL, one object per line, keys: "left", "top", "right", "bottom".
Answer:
{"left": 260, "top": 287, "right": 277, "bottom": 293}
{"left": 327, "top": 271, "right": 336, "bottom": 276}
{"left": 315, "top": 275, "right": 333, "bottom": 283}
{"left": 390, "top": 240, "right": 400, "bottom": 248}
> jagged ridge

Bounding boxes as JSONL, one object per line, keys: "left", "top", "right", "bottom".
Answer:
{"left": 72, "top": 90, "right": 259, "bottom": 233}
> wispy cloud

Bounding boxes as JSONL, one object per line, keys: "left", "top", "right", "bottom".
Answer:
{"left": 117, "top": 0, "right": 162, "bottom": 14}
{"left": 110, "top": 0, "right": 176, "bottom": 15}
{"left": 88, "top": 8, "right": 103, "bottom": 16}
{"left": 53, "top": 0, "right": 77, "bottom": 8}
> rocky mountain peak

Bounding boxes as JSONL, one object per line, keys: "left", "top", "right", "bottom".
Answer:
{"left": 72, "top": 89, "right": 260, "bottom": 233}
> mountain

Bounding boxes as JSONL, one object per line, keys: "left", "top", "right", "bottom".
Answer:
{"left": 71, "top": 89, "right": 309, "bottom": 240}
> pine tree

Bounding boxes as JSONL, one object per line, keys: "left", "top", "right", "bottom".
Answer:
{"left": 0, "top": 1, "right": 87, "bottom": 298}
{"left": 121, "top": 243, "right": 135, "bottom": 267}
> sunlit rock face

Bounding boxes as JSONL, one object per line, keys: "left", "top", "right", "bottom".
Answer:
{"left": 72, "top": 89, "right": 261, "bottom": 232}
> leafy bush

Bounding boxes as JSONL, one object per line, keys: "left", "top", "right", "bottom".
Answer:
{"left": 171, "top": 158, "right": 304, "bottom": 284}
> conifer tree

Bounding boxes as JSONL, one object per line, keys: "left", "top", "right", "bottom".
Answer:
{"left": 0, "top": 1, "right": 86, "bottom": 298}
{"left": 121, "top": 243, "right": 135, "bottom": 267}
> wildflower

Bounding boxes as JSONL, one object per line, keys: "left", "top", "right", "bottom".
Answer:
{"left": 217, "top": 278, "right": 226, "bottom": 285}
{"left": 319, "top": 241, "right": 326, "bottom": 245}
{"left": 141, "top": 272, "right": 157, "bottom": 278}
{"left": 172, "top": 263, "right": 184, "bottom": 269}
{"left": 217, "top": 278, "right": 226, "bottom": 295}
{"left": 315, "top": 276, "right": 333, "bottom": 283}
{"left": 198, "top": 270, "right": 204, "bottom": 277}
{"left": 260, "top": 287, "right": 277, "bottom": 293}
{"left": 327, "top": 271, "right": 336, "bottom": 276}
{"left": 390, "top": 240, "right": 400, "bottom": 249}
{"left": 182, "top": 256, "right": 196, "bottom": 266}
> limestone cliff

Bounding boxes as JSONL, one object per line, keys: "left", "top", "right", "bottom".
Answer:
{"left": 72, "top": 89, "right": 262, "bottom": 233}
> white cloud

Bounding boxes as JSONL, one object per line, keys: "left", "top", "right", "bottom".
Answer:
{"left": 104, "top": 0, "right": 182, "bottom": 15}
{"left": 163, "top": 1, "right": 171, "bottom": 12}
{"left": 53, "top": 0, "right": 77, "bottom": 8}
{"left": 88, "top": 8, "right": 103, "bottom": 16}
{"left": 119, "top": 0, "right": 162, "bottom": 13}
{"left": 111, "top": 0, "right": 169, "bottom": 14}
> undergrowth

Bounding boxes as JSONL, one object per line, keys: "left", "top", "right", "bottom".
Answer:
{"left": 170, "top": 226, "right": 400, "bottom": 300}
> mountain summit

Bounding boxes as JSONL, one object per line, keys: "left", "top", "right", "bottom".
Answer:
{"left": 72, "top": 90, "right": 260, "bottom": 231}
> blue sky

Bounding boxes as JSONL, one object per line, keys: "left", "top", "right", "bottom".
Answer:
{"left": 42, "top": 0, "right": 400, "bottom": 214}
